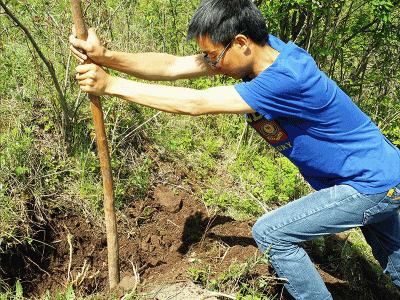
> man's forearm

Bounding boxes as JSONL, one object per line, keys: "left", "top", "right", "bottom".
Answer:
{"left": 99, "top": 51, "right": 212, "bottom": 81}
{"left": 99, "top": 50, "right": 177, "bottom": 81}
{"left": 105, "top": 76, "right": 206, "bottom": 115}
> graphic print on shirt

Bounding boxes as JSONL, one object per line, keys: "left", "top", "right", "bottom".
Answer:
{"left": 246, "top": 112, "right": 292, "bottom": 152}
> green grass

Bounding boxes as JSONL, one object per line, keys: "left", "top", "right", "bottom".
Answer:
{"left": 187, "top": 250, "right": 280, "bottom": 300}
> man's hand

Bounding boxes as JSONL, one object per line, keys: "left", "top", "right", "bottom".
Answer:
{"left": 75, "top": 63, "right": 113, "bottom": 96}
{"left": 69, "top": 27, "right": 107, "bottom": 64}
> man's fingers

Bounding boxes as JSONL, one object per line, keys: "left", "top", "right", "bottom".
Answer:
{"left": 75, "top": 64, "right": 101, "bottom": 81}
{"left": 78, "top": 78, "right": 95, "bottom": 87}
{"left": 69, "top": 45, "right": 86, "bottom": 63}
{"left": 75, "top": 67, "right": 96, "bottom": 91}
{"left": 74, "top": 63, "right": 107, "bottom": 97}
{"left": 69, "top": 35, "right": 86, "bottom": 51}
{"left": 69, "top": 36, "right": 89, "bottom": 58}
{"left": 75, "top": 63, "right": 94, "bottom": 73}
{"left": 87, "top": 27, "right": 97, "bottom": 36}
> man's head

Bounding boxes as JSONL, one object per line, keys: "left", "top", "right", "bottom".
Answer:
{"left": 187, "top": 0, "right": 269, "bottom": 47}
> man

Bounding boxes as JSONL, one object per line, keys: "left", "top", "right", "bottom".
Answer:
{"left": 70, "top": 0, "right": 400, "bottom": 299}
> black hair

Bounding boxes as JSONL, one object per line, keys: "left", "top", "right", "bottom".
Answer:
{"left": 187, "top": 0, "right": 269, "bottom": 46}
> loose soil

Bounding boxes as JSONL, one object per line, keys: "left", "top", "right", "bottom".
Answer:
{"left": 2, "top": 165, "right": 400, "bottom": 299}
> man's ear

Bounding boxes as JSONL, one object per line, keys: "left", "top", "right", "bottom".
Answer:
{"left": 234, "top": 34, "right": 250, "bottom": 53}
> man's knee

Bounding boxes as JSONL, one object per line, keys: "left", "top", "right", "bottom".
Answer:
{"left": 252, "top": 214, "right": 299, "bottom": 256}
{"left": 252, "top": 218, "right": 263, "bottom": 246}
{"left": 252, "top": 214, "right": 278, "bottom": 251}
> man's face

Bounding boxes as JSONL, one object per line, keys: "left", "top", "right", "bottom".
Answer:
{"left": 197, "top": 35, "right": 251, "bottom": 80}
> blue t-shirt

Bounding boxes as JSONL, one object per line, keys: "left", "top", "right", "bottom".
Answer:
{"left": 234, "top": 35, "right": 400, "bottom": 193}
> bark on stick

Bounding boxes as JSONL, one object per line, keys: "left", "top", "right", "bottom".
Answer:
{"left": 69, "top": 0, "right": 120, "bottom": 289}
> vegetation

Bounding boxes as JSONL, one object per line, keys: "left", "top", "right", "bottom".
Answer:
{"left": 0, "top": 0, "right": 399, "bottom": 299}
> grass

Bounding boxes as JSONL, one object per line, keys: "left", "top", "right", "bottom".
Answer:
{"left": 187, "top": 248, "right": 283, "bottom": 300}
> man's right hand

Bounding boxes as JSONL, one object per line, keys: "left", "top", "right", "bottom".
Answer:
{"left": 69, "top": 27, "right": 107, "bottom": 64}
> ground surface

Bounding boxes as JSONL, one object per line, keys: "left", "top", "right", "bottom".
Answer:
{"left": 2, "top": 168, "right": 400, "bottom": 299}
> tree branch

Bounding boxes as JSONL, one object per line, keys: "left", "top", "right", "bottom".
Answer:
{"left": 0, "top": 0, "right": 70, "bottom": 137}
{"left": 341, "top": 18, "right": 379, "bottom": 46}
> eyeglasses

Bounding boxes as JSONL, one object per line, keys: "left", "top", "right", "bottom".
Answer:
{"left": 203, "top": 39, "right": 233, "bottom": 69}
{"left": 203, "top": 31, "right": 245, "bottom": 69}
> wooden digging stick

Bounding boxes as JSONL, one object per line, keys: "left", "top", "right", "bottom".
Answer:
{"left": 69, "top": 0, "right": 120, "bottom": 289}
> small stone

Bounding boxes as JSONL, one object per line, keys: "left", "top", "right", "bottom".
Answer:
{"left": 118, "top": 275, "right": 136, "bottom": 291}
{"left": 151, "top": 235, "right": 161, "bottom": 247}
{"left": 169, "top": 242, "right": 181, "bottom": 253}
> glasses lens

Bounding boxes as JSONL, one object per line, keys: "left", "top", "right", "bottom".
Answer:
{"left": 204, "top": 53, "right": 211, "bottom": 63}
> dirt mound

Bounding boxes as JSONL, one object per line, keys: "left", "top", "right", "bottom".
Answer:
{"left": 2, "top": 184, "right": 267, "bottom": 299}
{"left": 2, "top": 181, "right": 400, "bottom": 299}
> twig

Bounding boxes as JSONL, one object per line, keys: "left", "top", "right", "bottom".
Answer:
{"left": 293, "top": 17, "right": 308, "bottom": 44}
{"left": 71, "top": 260, "right": 93, "bottom": 286}
{"left": 220, "top": 247, "right": 230, "bottom": 264}
{"left": 199, "top": 212, "right": 219, "bottom": 249}
{"left": 111, "top": 112, "right": 120, "bottom": 150}
{"left": 101, "top": 0, "right": 126, "bottom": 29}
{"left": 63, "top": 51, "right": 72, "bottom": 96}
{"left": 199, "top": 292, "right": 237, "bottom": 300}
{"left": 72, "top": 89, "right": 84, "bottom": 121}
{"left": 247, "top": 192, "right": 269, "bottom": 213}
{"left": 24, "top": 255, "right": 50, "bottom": 276}
{"left": 167, "top": 219, "right": 181, "bottom": 228}
{"left": 379, "top": 110, "right": 400, "bottom": 131}
{"left": 0, "top": 25, "right": 18, "bottom": 36}
{"left": 67, "top": 234, "right": 74, "bottom": 283}
{"left": 263, "top": 276, "right": 290, "bottom": 283}
{"left": 235, "top": 122, "right": 248, "bottom": 155}
{"left": 131, "top": 261, "right": 139, "bottom": 291}
{"left": 121, "top": 260, "right": 140, "bottom": 300}
{"left": 46, "top": 12, "right": 68, "bottom": 47}
{"left": 0, "top": 0, "right": 70, "bottom": 135}
{"left": 114, "top": 111, "right": 162, "bottom": 152}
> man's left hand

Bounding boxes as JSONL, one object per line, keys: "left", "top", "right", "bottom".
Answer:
{"left": 75, "top": 63, "right": 113, "bottom": 96}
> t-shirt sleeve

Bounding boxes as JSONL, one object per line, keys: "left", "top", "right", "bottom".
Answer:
{"left": 234, "top": 69, "right": 303, "bottom": 120}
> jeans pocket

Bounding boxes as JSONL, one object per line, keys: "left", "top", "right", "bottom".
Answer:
{"left": 363, "top": 186, "right": 400, "bottom": 225}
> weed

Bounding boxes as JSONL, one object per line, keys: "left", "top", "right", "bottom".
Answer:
{"left": 187, "top": 250, "right": 283, "bottom": 300}
{"left": 0, "top": 282, "right": 84, "bottom": 300}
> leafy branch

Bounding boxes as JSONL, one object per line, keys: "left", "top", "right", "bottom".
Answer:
{"left": 0, "top": 0, "right": 70, "bottom": 139}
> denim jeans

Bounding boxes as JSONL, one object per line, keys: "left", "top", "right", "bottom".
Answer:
{"left": 252, "top": 183, "right": 400, "bottom": 300}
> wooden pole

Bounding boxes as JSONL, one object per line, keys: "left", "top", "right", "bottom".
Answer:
{"left": 69, "top": 0, "right": 120, "bottom": 289}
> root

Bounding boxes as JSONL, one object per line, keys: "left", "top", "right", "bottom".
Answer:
{"left": 67, "top": 233, "right": 73, "bottom": 283}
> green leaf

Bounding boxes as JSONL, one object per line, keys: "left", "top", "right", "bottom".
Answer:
{"left": 15, "top": 280, "right": 23, "bottom": 299}
{"left": 64, "top": 285, "right": 76, "bottom": 300}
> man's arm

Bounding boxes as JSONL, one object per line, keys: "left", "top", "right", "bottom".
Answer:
{"left": 75, "top": 63, "right": 256, "bottom": 116}
{"left": 99, "top": 52, "right": 214, "bottom": 81}
{"left": 70, "top": 28, "right": 214, "bottom": 81}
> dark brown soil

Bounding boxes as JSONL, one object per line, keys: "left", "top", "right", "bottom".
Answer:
{"left": 1, "top": 167, "right": 400, "bottom": 299}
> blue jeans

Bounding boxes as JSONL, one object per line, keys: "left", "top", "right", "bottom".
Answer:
{"left": 252, "top": 184, "right": 400, "bottom": 300}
